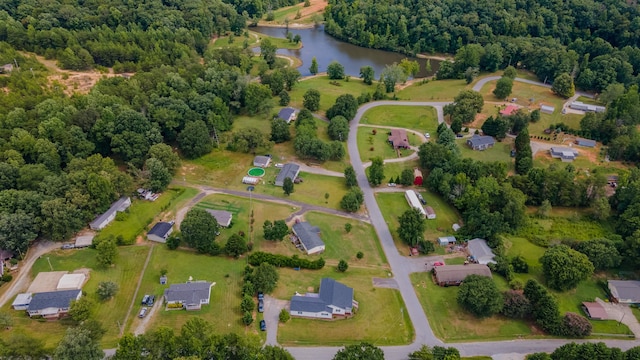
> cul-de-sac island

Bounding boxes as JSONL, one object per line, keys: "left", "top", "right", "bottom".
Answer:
{"left": 0, "top": 1, "right": 640, "bottom": 359}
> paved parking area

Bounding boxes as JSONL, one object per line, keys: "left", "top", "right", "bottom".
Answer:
{"left": 264, "top": 295, "right": 288, "bottom": 346}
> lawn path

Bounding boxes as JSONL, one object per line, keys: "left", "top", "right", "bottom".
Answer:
{"left": 121, "top": 244, "right": 154, "bottom": 336}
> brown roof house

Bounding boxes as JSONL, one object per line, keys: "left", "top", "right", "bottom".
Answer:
{"left": 433, "top": 264, "right": 492, "bottom": 286}
{"left": 582, "top": 301, "right": 608, "bottom": 320}
{"left": 388, "top": 129, "right": 410, "bottom": 149}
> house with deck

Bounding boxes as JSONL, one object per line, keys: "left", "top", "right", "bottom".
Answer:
{"left": 292, "top": 222, "right": 325, "bottom": 255}
{"left": 275, "top": 163, "right": 300, "bottom": 187}
{"left": 290, "top": 278, "right": 358, "bottom": 319}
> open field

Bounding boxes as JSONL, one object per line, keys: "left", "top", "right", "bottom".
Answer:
{"left": 397, "top": 79, "right": 470, "bottom": 101}
{"left": 360, "top": 105, "right": 438, "bottom": 133}
{"left": 357, "top": 127, "right": 417, "bottom": 162}
{"left": 2, "top": 246, "right": 150, "bottom": 348}
{"left": 289, "top": 76, "right": 376, "bottom": 113}
{"left": 383, "top": 160, "right": 420, "bottom": 183}
{"left": 515, "top": 215, "right": 614, "bottom": 244}
{"left": 212, "top": 30, "right": 302, "bottom": 50}
{"left": 95, "top": 187, "right": 196, "bottom": 244}
{"left": 275, "top": 267, "right": 413, "bottom": 346}
{"left": 533, "top": 150, "right": 628, "bottom": 173}
{"left": 375, "top": 191, "right": 461, "bottom": 254}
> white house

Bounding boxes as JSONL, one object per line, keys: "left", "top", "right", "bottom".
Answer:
{"left": 89, "top": 197, "right": 131, "bottom": 230}
{"left": 290, "top": 278, "right": 358, "bottom": 319}
{"left": 467, "top": 238, "right": 496, "bottom": 265}
{"left": 164, "top": 282, "right": 213, "bottom": 310}
{"left": 405, "top": 190, "right": 427, "bottom": 217}
{"left": 27, "top": 290, "right": 82, "bottom": 319}
{"left": 12, "top": 293, "right": 32, "bottom": 310}
{"left": 147, "top": 221, "right": 174, "bottom": 243}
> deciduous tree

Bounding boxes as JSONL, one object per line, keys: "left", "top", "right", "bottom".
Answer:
{"left": 303, "top": 89, "right": 321, "bottom": 111}
{"left": 283, "top": 177, "right": 294, "bottom": 195}
{"left": 540, "top": 245, "right": 594, "bottom": 291}
{"left": 54, "top": 327, "right": 103, "bottom": 360}
{"left": 333, "top": 343, "right": 384, "bottom": 360}
{"left": 340, "top": 187, "right": 364, "bottom": 212}
{"left": 253, "top": 262, "right": 279, "bottom": 294}
{"left": 457, "top": 275, "right": 503, "bottom": 317}
{"left": 96, "top": 281, "right": 119, "bottom": 301}
{"left": 309, "top": 57, "right": 319, "bottom": 75}
{"left": 367, "top": 157, "right": 385, "bottom": 186}
{"left": 181, "top": 208, "right": 219, "bottom": 253}
{"left": 397, "top": 207, "right": 425, "bottom": 246}
{"left": 359, "top": 66, "right": 375, "bottom": 85}
{"left": 327, "top": 61, "right": 345, "bottom": 79}
{"left": 328, "top": 116, "right": 349, "bottom": 141}
{"left": 344, "top": 166, "right": 358, "bottom": 187}
{"left": 493, "top": 76, "right": 513, "bottom": 99}
{"left": 326, "top": 94, "right": 358, "bottom": 120}
{"left": 270, "top": 119, "right": 291, "bottom": 143}
{"left": 96, "top": 239, "right": 117, "bottom": 268}
{"left": 178, "top": 120, "right": 212, "bottom": 159}
{"left": 551, "top": 73, "right": 575, "bottom": 98}
{"left": 225, "top": 233, "right": 248, "bottom": 258}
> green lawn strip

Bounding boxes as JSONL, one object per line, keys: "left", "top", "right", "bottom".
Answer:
{"left": 411, "top": 273, "right": 534, "bottom": 342}
{"left": 275, "top": 267, "right": 413, "bottom": 346}
{"left": 632, "top": 307, "right": 640, "bottom": 323}
{"left": 479, "top": 80, "right": 565, "bottom": 110}
{"left": 12, "top": 246, "right": 150, "bottom": 348}
{"left": 304, "top": 211, "right": 388, "bottom": 266}
{"left": 383, "top": 160, "right": 420, "bottom": 182}
{"left": 360, "top": 105, "right": 439, "bottom": 134}
{"left": 514, "top": 216, "right": 614, "bottom": 243}
{"left": 456, "top": 138, "right": 514, "bottom": 167}
{"left": 397, "top": 79, "right": 471, "bottom": 101}
{"left": 270, "top": 4, "right": 305, "bottom": 23}
{"left": 289, "top": 76, "right": 376, "bottom": 112}
{"left": 357, "top": 127, "right": 416, "bottom": 162}
{"left": 95, "top": 187, "right": 191, "bottom": 244}
{"left": 577, "top": 96, "right": 603, "bottom": 105}
{"left": 212, "top": 31, "right": 301, "bottom": 50}
{"left": 375, "top": 191, "right": 461, "bottom": 255}
{"left": 140, "top": 246, "right": 258, "bottom": 337}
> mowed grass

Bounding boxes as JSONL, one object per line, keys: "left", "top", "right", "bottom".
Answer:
{"left": 375, "top": 191, "right": 461, "bottom": 254}
{"left": 95, "top": 187, "right": 194, "bottom": 244}
{"left": 140, "top": 246, "right": 254, "bottom": 336}
{"left": 383, "top": 160, "right": 420, "bottom": 182}
{"left": 397, "top": 79, "right": 470, "bottom": 101}
{"left": 275, "top": 267, "right": 413, "bottom": 346}
{"left": 360, "top": 105, "right": 439, "bottom": 133}
{"left": 411, "top": 273, "right": 534, "bottom": 341}
{"left": 457, "top": 138, "right": 514, "bottom": 170}
{"left": 251, "top": 171, "right": 348, "bottom": 209}
{"left": 6, "top": 246, "right": 150, "bottom": 348}
{"left": 212, "top": 31, "right": 302, "bottom": 50}
{"left": 357, "top": 127, "right": 417, "bottom": 161}
{"left": 289, "top": 76, "right": 376, "bottom": 112}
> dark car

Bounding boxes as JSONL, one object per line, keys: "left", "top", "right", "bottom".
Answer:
{"left": 141, "top": 295, "right": 150, "bottom": 305}
{"left": 258, "top": 292, "right": 264, "bottom": 300}
{"left": 147, "top": 295, "right": 155, "bottom": 306}
{"left": 258, "top": 299, "right": 264, "bottom": 313}
{"left": 417, "top": 193, "right": 426, "bottom": 205}
{"left": 260, "top": 320, "right": 266, "bottom": 331}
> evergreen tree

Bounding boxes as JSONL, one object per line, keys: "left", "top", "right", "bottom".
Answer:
{"left": 515, "top": 128, "right": 532, "bottom": 174}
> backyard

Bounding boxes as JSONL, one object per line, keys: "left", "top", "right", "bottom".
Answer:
{"left": 357, "top": 127, "right": 419, "bottom": 162}
{"left": 456, "top": 137, "right": 514, "bottom": 168}
{"left": 359, "top": 105, "right": 439, "bottom": 133}
{"left": 289, "top": 76, "right": 376, "bottom": 113}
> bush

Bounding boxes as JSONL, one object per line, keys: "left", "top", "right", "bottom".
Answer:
{"left": 501, "top": 290, "right": 530, "bottom": 318}
{"left": 96, "top": 281, "right": 119, "bottom": 301}
{"left": 242, "top": 311, "right": 253, "bottom": 326}
{"left": 337, "top": 259, "right": 348, "bottom": 272}
{"left": 1, "top": 274, "right": 12, "bottom": 282}
{"left": 166, "top": 235, "right": 180, "bottom": 250}
{"left": 509, "top": 279, "right": 524, "bottom": 290}
{"left": 279, "top": 309, "right": 290, "bottom": 323}
{"left": 356, "top": 251, "right": 364, "bottom": 259}
{"left": 241, "top": 295, "right": 254, "bottom": 313}
{"left": 457, "top": 275, "right": 503, "bottom": 318}
{"left": 511, "top": 256, "right": 529, "bottom": 273}
{"left": 560, "top": 312, "right": 592, "bottom": 337}
{"left": 248, "top": 252, "right": 325, "bottom": 269}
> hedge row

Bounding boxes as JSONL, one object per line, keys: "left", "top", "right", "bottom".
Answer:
{"left": 248, "top": 252, "right": 325, "bottom": 269}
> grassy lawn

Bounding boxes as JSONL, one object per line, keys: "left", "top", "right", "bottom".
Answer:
{"left": 275, "top": 267, "right": 413, "bottom": 346}
{"left": 411, "top": 273, "right": 534, "bottom": 341}
{"left": 360, "top": 105, "right": 438, "bottom": 133}
{"left": 457, "top": 138, "right": 514, "bottom": 168}
{"left": 375, "top": 191, "right": 461, "bottom": 255}
{"left": 289, "top": 76, "right": 376, "bottom": 113}
{"left": 4, "top": 246, "right": 150, "bottom": 349}
{"left": 357, "top": 127, "right": 417, "bottom": 162}
{"left": 515, "top": 216, "right": 614, "bottom": 245}
{"left": 212, "top": 31, "right": 302, "bottom": 50}
{"left": 249, "top": 171, "right": 348, "bottom": 209}
{"left": 383, "top": 160, "right": 420, "bottom": 182}
{"left": 632, "top": 307, "right": 640, "bottom": 323}
{"left": 397, "top": 79, "right": 470, "bottom": 101}
{"left": 95, "top": 187, "right": 196, "bottom": 244}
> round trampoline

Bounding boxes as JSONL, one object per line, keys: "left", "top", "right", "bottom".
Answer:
{"left": 247, "top": 167, "right": 266, "bottom": 177}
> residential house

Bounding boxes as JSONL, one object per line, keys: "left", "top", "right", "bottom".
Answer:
{"left": 275, "top": 163, "right": 300, "bottom": 187}
{"left": 582, "top": 302, "right": 608, "bottom": 320}
{"left": 290, "top": 278, "right": 358, "bottom": 319}
{"left": 433, "top": 264, "right": 492, "bottom": 286}
{"left": 12, "top": 293, "right": 32, "bottom": 310}
{"left": 0, "top": 249, "right": 13, "bottom": 261}
{"left": 550, "top": 147, "right": 579, "bottom": 162}
{"left": 405, "top": 190, "right": 427, "bottom": 218}
{"left": 569, "top": 101, "right": 606, "bottom": 113}
{"left": 499, "top": 104, "right": 519, "bottom": 116}
{"left": 89, "top": 197, "right": 132, "bottom": 230}
{"left": 438, "top": 236, "right": 456, "bottom": 246}
{"left": 27, "top": 289, "right": 82, "bottom": 318}
{"left": 467, "top": 135, "right": 496, "bottom": 151}
{"left": 147, "top": 221, "right": 174, "bottom": 243}
{"left": 467, "top": 238, "right": 496, "bottom": 265}
{"left": 388, "top": 129, "right": 410, "bottom": 149}
{"left": 540, "top": 105, "right": 555, "bottom": 114}
{"left": 74, "top": 235, "right": 94, "bottom": 248}
{"left": 253, "top": 155, "right": 271, "bottom": 168}
{"left": 277, "top": 107, "right": 296, "bottom": 123}
{"left": 608, "top": 280, "right": 640, "bottom": 304}
{"left": 425, "top": 206, "right": 436, "bottom": 220}
{"left": 413, "top": 168, "right": 423, "bottom": 186}
{"left": 164, "top": 281, "right": 213, "bottom": 310}
{"left": 205, "top": 209, "right": 233, "bottom": 227}
{"left": 576, "top": 138, "right": 597, "bottom": 148}
{"left": 292, "top": 222, "right": 325, "bottom": 255}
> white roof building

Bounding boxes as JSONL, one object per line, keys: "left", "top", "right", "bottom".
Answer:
{"left": 12, "top": 293, "right": 32, "bottom": 310}
{"left": 405, "top": 190, "right": 426, "bottom": 217}
{"left": 57, "top": 273, "right": 86, "bottom": 290}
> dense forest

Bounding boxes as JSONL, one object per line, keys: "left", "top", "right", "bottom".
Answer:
{"left": 324, "top": 0, "right": 640, "bottom": 92}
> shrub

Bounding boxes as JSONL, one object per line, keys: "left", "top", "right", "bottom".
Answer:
{"left": 166, "top": 235, "right": 180, "bottom": 250}
{"left": 248, "top": 252, "right": 325, "bottom": 269}
{"left": 337, "top": 259, "right": 348, "bottom": 272}
{"left": 96, "top": 281, "right": 119, "bottom": 301}
{"left": 501, "top": 290, "right": 530, "bottom": 318}
{"left": 561, "top": 312, "right": 592, "bottom": 337}
{"left": 242, "top": 311, "right": 253, "bottom": 325}
{"left": 279, "top": 308, "right": 290, "bottom": 323}
{"left": 457, "top": 275, "right": 503, "bottom": 318}
{"left": 345, "top": 223, "right": 352, "bottom": 233}
{"left": 356, "top": 251, "right": 364, "bottom": 259}
{"left": 1, "top": 274, "right": 12, "bottom": 282}
{"left": 509, "top": 279, "right": 524, "bottom": 290}
{"left": 240, "top": 295, "right": 254, "bottom": 313}
{"left": 511, "top": 256, "right": 529, "bottom": 273}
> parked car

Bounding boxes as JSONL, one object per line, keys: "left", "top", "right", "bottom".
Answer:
{"left": 456, "top": 133, "right": 464, "bottom": 138}
{"left": 433, "top": 261, "right": 445, "bottom": 267}
{"left": 274, "top": 163, "right": 284, "bottom": 168}
{"left": 141, "top": 295, "right": 150, "bottom": 305}
{"left": 260, "top": 320, "right": 266, "bottom": 331}
{"left": 138, "top": 307, "right": 148, "bottom": 318}
{"left": 387, "top": 183, "right": 397, "bottom": 187}
{"left": 147, "top": 295, "right": 155, "bottom": 306}
{"left": 61, "top": 243, "right": 75, "bottom": 250}
{"left": 258, "top": 299, "right": 264, "bottom": 313}
{"left": 424, "top": 132, "right": 431, "bottom": 139}
{"left": 417, "top": 193, "right": 426, "bottom": 205}
{"left": 258, "top": 292, "right": 264, "bottom": 300}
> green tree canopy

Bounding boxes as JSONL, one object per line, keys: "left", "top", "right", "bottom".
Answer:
{"left": 397, "top": 207, "right": 425, "bottom": 246}
{"left": 457, "top": 275, "right": 503, "bottom": 317}
{"left": 180, "top": 208, "right": 219, "bottom": 253}
{"left": 540, "top": 245, "right": 594, "bottom": 291}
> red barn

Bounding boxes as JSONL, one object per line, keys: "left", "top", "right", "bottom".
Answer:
{"left": 413, "top": 168, "right": 423, "bottom": 186}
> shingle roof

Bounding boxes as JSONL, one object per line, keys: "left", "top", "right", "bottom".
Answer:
{"left": 434, "top": 264, "right": 492, "bottom": 283}
{"left": 576, "top": 138, "right": 597, "bottom": 147}
{"left": 90, "top": 197, "right": 130, "bottom": 229}
{"left": 253, "top": 155, "right": 271, "bottom": 167}
{"left": 164, "top": 282, "right": 212, "bottom": 304}
{"left": 205, "top": 209, "right": 233, "bottom": 226}
{"left": 388, "top": 129, "right": 410, "bottom": 148}
{"left": 500, "top": 105, "right": 519, "bottom": 116}
{"left": 582, "top": 302, "right": 608, "bottom": 319}
{"left": 467, "top": 135, "right": 495, "bottom": 147}
{"left": 292, "top": 222, "right": 324, "bottom": 251}
{"left": 290, "top": 278, "right": 353, "bottom": 313}
{"left": 27, "top": 290, "right": 81, "bottom": 311}
{"left": 608, "top": 280, "right": 640, "bottom": 302}
{"left": 148, "top": 222, "right": 173, "bottom": 238}
{"left": 278, "top": 108, "right": 295, "bottom": 121}
{"left": 275, "top": 163, "right": 300, "bottom": 186}
{"left": 467, "top": 238, "right": 496, "bottom": 263}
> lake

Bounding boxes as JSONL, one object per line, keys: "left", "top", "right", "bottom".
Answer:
{"left": 252, "top": 25, "right": 440, "bottom": 78}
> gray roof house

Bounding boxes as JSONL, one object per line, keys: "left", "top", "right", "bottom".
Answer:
{"left": 467, "top": 135, "right": 495, "bottom": 151}
{"left": 205, "top": 209, "right": 233, "bottom": 227}
{"left": 467, "top": 238, "right": 496, "bottom": 265}
{"left": 147, "top": 221, "right": 174, "bottom": 243}
{"left": 27, "top": 289, "right": 82, "bottom": 318}
{"left": 433, "top": 264, "right": 492, "bottom": 286}
{"left": 550, "top": 147, "right": 579, "bottom": 162}
{"left": 438, "top": 236, "right": 457, "bottom": 246}
{"left": 277, "top": 107, "right": 296, "bottom": 123}
{"left": 608, "top": 280, "right": 640, "bottom": 304}
{"left": 576, "top": 138, "right": 597, "bottom": 148}
{"left": 290, "top": 278, "right": 358, "bottom": 319}
{"left": 275, "top": 163, "right": 300, "bottom": 187}
{"left": 253, "top": 155, "right": 271, "bottom": 168}
{"left": 89, "top": 197, "right": 131, "bottom": 230}
{"left": 164, "top": 282, "right": 213, "bottom": 310}
{"left": 292, "top": 222, "right": 325, "bottom": 255}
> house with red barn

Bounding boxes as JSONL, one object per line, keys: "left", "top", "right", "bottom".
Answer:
{"left": 413, "top": 168, "right": 423, "bottom": 186}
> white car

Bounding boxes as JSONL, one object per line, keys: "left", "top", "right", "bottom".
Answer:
{"left": 424, "top": 133, "right": 431, "bottom": 139}
{"left": 387, "top": 183, "right": 397, "bottom": 187}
